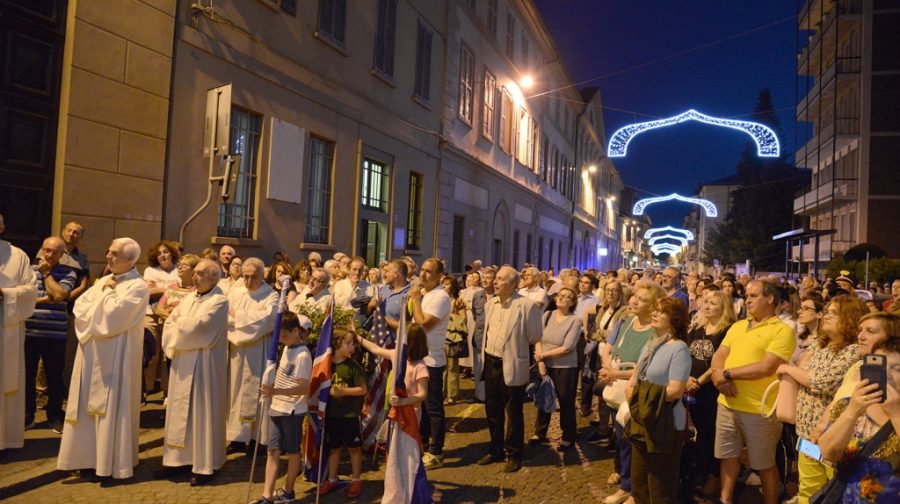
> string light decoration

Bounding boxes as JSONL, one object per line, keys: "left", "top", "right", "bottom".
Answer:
{"left": 651, "top": 244, "right": 683, "bottom": 256}
{"left": 648, "top": 234, "right": 690, "bottom": 247}
{"left": 607, "top": 109, "right": 780, "bottom": 158}
{"left": 644, "top": 226, "right": 695, "bottom": 240}
{"left": 633, "top": 193, "right": 718, "bottom": 217}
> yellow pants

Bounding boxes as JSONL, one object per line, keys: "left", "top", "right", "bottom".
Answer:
{"left": 798, "top": 450, "right": 834, "bottom": 504}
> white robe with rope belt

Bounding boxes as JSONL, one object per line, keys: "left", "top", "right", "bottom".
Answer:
{"left": 162, "top": 286, "right": 228, "bottom": 474}
{"left": 0, "top": 240, "right": 38, "bottom": 450}
{"left": 58, "top": 268, "right": 148, "bottom": 478}
{"left": 226, "top": 283, "right": 277, "bottom": 443}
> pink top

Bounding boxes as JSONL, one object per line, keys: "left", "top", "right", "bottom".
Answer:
{"left": 405, "top": 360, "right": 428, "bottom": 416}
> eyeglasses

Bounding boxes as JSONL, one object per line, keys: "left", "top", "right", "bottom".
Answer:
{"left": 798, "top": 306, "right": 818, "bottom": 312}
{"left": 823, "top": 310, "right": 839, "bottom": 318}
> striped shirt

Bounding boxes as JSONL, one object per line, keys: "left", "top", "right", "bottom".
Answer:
{"left": 25, "top": 264, "right": 77, "bottom": 340}
{"left": 270, "top": 344, "right": 312, "bottom": 416}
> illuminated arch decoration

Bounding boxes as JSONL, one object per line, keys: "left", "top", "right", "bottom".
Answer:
{"left": 651, "top": 244, "right": 682, "bottom": 256}
{"left": 633, "top": 193, "right": 718, "bottom": 217}
{"left": 648, "top": 234, "right": 690, "bottom": 247}
{"left": 607, "top": 109, "right": 780, "bottom": 158}
{"left": 644, "top": 226, "right": 695, "bottom": 240}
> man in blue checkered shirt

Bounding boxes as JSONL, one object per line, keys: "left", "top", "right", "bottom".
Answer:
{"left": 24, "top": 236, "right": 77, "bottom": 434}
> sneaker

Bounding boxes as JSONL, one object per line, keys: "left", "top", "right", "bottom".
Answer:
{"left": 503, "top": 459, "right": 522, "bottom": 473}
{"left": 248, "top": 498, "right": 274, "bottom": 504}
{"left": 528, "top": 435, "right": 548, "bottom": 445}
{"left": 346, "top": 480, "right": 362, "bottom": 498}
{"left": 586, "top": 432, "right": 611, "bottom": 447}
{"left": 317, "top": 480, "right": 339, "bottom": 496}
{"left": 272, "top": 488, "right": 296, "bottom": 504}
{"left": 49, "top": 420, "right": 64, "bottom": 435}
{"left": 422, "top": 452, "right": 444, "bottom": 469}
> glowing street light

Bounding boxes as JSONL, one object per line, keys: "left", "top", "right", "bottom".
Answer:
{"left": 520, "top": 75, "right": 535, "bottom": 89}
{"left": 648, "top": 234, "right": 690, "bottom": 246}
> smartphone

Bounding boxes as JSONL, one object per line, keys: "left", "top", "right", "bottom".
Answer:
{"left": 860, "top": 354, "right": 887, "bottom": 403}
{"left": 797, "top": 438, "right": 822, "bottom": 461}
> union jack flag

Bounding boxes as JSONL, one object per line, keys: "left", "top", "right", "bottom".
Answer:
{"left": 302, "top": 305, "right": 333, "bottom": 483}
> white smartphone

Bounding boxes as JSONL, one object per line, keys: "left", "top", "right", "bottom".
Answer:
{"left": 797, "top": 438, "right": 822, "bottom": 461}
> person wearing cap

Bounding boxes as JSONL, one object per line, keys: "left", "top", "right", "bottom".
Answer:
{"left": 156, "top": 259, "right": 229, "bottom": 485}
{"left": 835, "top": 271, "right": 855, "bottom": 295}
{"left": 250, "top": 310, "right": 312, "bottom": 504}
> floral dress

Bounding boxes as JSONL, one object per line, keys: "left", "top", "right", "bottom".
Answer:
{"left": 828, "top": 399, "right": 900, "bottom": 503}
{"left": 794, "top": 343, "right": 860, "bottom": 440}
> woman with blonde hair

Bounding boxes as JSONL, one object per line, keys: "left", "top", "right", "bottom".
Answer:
{"left": 776, "top": 294, "right": 864, "bottom": 503}
{"left": 681, "top": 289, "right": 737, "bottom": 499}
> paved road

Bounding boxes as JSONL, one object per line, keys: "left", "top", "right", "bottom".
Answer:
{"left": 1, "top": 379, "right": 769, "bottom": 503}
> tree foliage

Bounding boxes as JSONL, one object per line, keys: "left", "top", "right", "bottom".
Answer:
{"left": 826, "top": 256, "right": 900, "bottom": 285}
{"left": 843, "top": 243, "right": 887, "bottom": 262}
{"left": 703, "top": 90, "right": 809, "bottom": 271}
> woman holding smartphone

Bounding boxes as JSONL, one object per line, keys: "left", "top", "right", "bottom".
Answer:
{"left": 818, "top": 336, "right": 900, "bottom": 503}
{"left": 776, "top": 294, "right": 864, "bottom": 503}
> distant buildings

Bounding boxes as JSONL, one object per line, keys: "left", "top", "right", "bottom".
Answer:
{"left": 0, "top": 0, "right": 627, "bottom": 274}
{"left": 791, "top": 0, "right": 900, "bottom": 271}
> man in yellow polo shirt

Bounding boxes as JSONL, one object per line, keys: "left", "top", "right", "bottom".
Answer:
{"left": 711, "top": 279, "right": 795, "bottom": 504}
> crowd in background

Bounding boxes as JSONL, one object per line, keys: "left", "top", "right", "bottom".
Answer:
{"left": 2, "top": 213, "right": 899, "bottom": 504}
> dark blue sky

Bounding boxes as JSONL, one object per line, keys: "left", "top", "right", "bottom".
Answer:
{"left": 534, "top": 0, "right": 800, "bottom": 226}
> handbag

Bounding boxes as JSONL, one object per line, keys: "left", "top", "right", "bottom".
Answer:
{"left": 761, "top": 374, "right": 799, "bottom": 424}
{"left": 445, "top": 311, "right": 469, "bottom": 358}
{"left": 602, "top": 362, "right": 635, "bottom": 408}
{"left": 809, "top": 421, "right": 894, "bottom": 504}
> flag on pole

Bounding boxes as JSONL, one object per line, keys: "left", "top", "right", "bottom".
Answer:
{"left": 302, "top": 306, "right": 334, "bottom": 483}
{"left": 360, "top": 299, "right": 395, "bottom": 449}
{"left": 382, "top": 313, "right": 430, "bottom": 504}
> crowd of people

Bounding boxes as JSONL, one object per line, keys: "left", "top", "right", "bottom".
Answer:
{"left": 1, "top": 212, "right": 898, "bottom": 504}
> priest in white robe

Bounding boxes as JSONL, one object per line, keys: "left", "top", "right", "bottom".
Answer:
{"left": 226, "top": 257, "right": 277, "bottom": 448}
{"left": 58, "top": 237, "right": 148, "bottom": 480}
{"left": 0, "top": 214, "right": 38, "bottom": 450}
{"left": 160, "top": 259, "right": 228, "bottom": 485}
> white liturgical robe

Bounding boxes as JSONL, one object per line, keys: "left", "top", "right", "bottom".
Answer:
{"left": 226, "top": 283, "right": 277, "bottom": 443}
{"left": 58, "top": 268, "right": 148, "bottom": 478}
{"left": 0, "top": 240, "right": 38, "bottom": 450}
{"left": 162, "top": 286, "right": 228, "bottom": 474}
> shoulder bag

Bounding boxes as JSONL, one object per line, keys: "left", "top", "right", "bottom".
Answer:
{"left": 809, "top": 420, "right": 894, "bottom": 504}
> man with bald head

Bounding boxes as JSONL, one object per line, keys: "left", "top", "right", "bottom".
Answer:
{"left": 226, "top": 257, "right": 278, "bottom": 452}
{"left": 59, "top": 238, "right": 149, "bottom": 480}
{"left": 24, "top": 237, "right": 78, "bottom": 434}
{"left": 478, "top": 266, "right": 542, "bottom": 472}
{"left": 0, "top": 213, "right": 39, "bottom": 450}
{"left": 157, "top": 259, "right": 229, "bottom": 485}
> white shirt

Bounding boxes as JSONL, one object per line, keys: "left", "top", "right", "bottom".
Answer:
{"left": 420, "top": 285, "right": 451, "bottom": 367}
{"left": 270, "top": 344, "right": 312, "bottom": 416}
{"left": 332, "top": 278, "right": 375, "bottom": 310}
{"left": 518, "top": 285, "right": 548, "bottom": 310}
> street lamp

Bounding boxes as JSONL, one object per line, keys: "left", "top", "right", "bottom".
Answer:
{"left": 519, "top": 75, "right": 535, "bottom": 89}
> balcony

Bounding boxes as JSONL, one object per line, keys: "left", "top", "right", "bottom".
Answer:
{"left": 797, "top": 56, "right": 860, "bottom": 119}
{"left": 795, "top": 116, "right": 859, "bottom": 168}
{"left": 797, "top": 0, "right": 862, "bottom": 76}
{"left": 793, "top": 178, "right": 857, "bottom": 215}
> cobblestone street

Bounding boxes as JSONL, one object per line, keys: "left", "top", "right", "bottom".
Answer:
{"left": 1, "top": 380, "right": 772, "bottom": 503}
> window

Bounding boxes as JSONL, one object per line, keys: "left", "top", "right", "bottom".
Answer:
{"left": 512, "top": 230, "right": 520, "bottom": 268}
{"left": 526, "top": 232, "right": 533, "bottom": 264}
{"left": 414, "top": 21, "right": 433, "bottom": 102}
{"left": 548, "top": 239, "right": 554, "bottom": 270}
{"left": 487, "top": 0, "right": 498, "bottom": 37}
{"left": 280, "top": 0, "right": 296, "bottom": 15}
{"left": 458, "top": 44, "right": 475, "bottom": 125}
{"left": 373, "top": 0, "right": 398, "bottom": 78}
{"left": 452, "top": 215, "right": 465, "bottom": 273}
{"left": 482, "top": 68, "right": 496, "bottom": 141}
{"left": 499, "top": 87, "right": 513, "bottom": 152}
{"left": 217, "top": 107, "right": 261, "bottom": 238}
{"left": 360, "top": 158, "right": 390, "bottom": 212}
{"left": 407, "top": 172, "right": 423, "bottom": 249}
{"left": 516, "top": 108, "right": 529, "bottom": 164}
{"left": 317, "top": 0, "right": 346, "bottom": 45}
{"left": 550, "top": 145, "right": 558, "bottom": 187}
{"left": 531, "top": 118, "right": 540, "bottom": 173}
{"left": 505, "top": 12, "right": 515, "bottom": 60}
{"left": 539, "top": 134, "right": 548, "bottom": 180}
{"left": 304, "top": 136, "right": 334, "bottom": 244}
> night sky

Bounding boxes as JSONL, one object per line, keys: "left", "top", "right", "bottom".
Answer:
{"left": 534, "top": 0, "right": 800, "bottom": 227}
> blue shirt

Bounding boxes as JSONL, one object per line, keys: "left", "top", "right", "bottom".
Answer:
{"left": 379, "top": 283, "right": 410, "bottom": 324}
{"left": 638, "top": 340, "right": 691, "bottom": 430}
{"left": 25, "top": 264, "right": 77, "bottom": 340}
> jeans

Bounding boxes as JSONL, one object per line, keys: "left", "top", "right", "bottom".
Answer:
{"left": 534, "top": 367, "right": 579, "bottom": 442}
{"left": 614, "top": 419, "right": 632, "bottom": 492}
{"left": 420, "top": 365, "right": 446, "bottom": 455}
{"left": 580, "top": 341, "right": 599, "bottom": 413}
{"left": 25, "top": 337, "right": 66, "bottom": 423}
{"left": 484, "top": 354, "right": 526, "bottom": 461}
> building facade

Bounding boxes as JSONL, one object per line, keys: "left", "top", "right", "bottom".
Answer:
{"left": 0, "top": 0, "right": 624, "bottom": 275}
{"left": 792, "top": 0, "right": 900, "bottom": 270}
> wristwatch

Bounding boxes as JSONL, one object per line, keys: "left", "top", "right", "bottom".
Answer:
{"left": 723, "top": 369, "right": 733, "bottom": 381}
